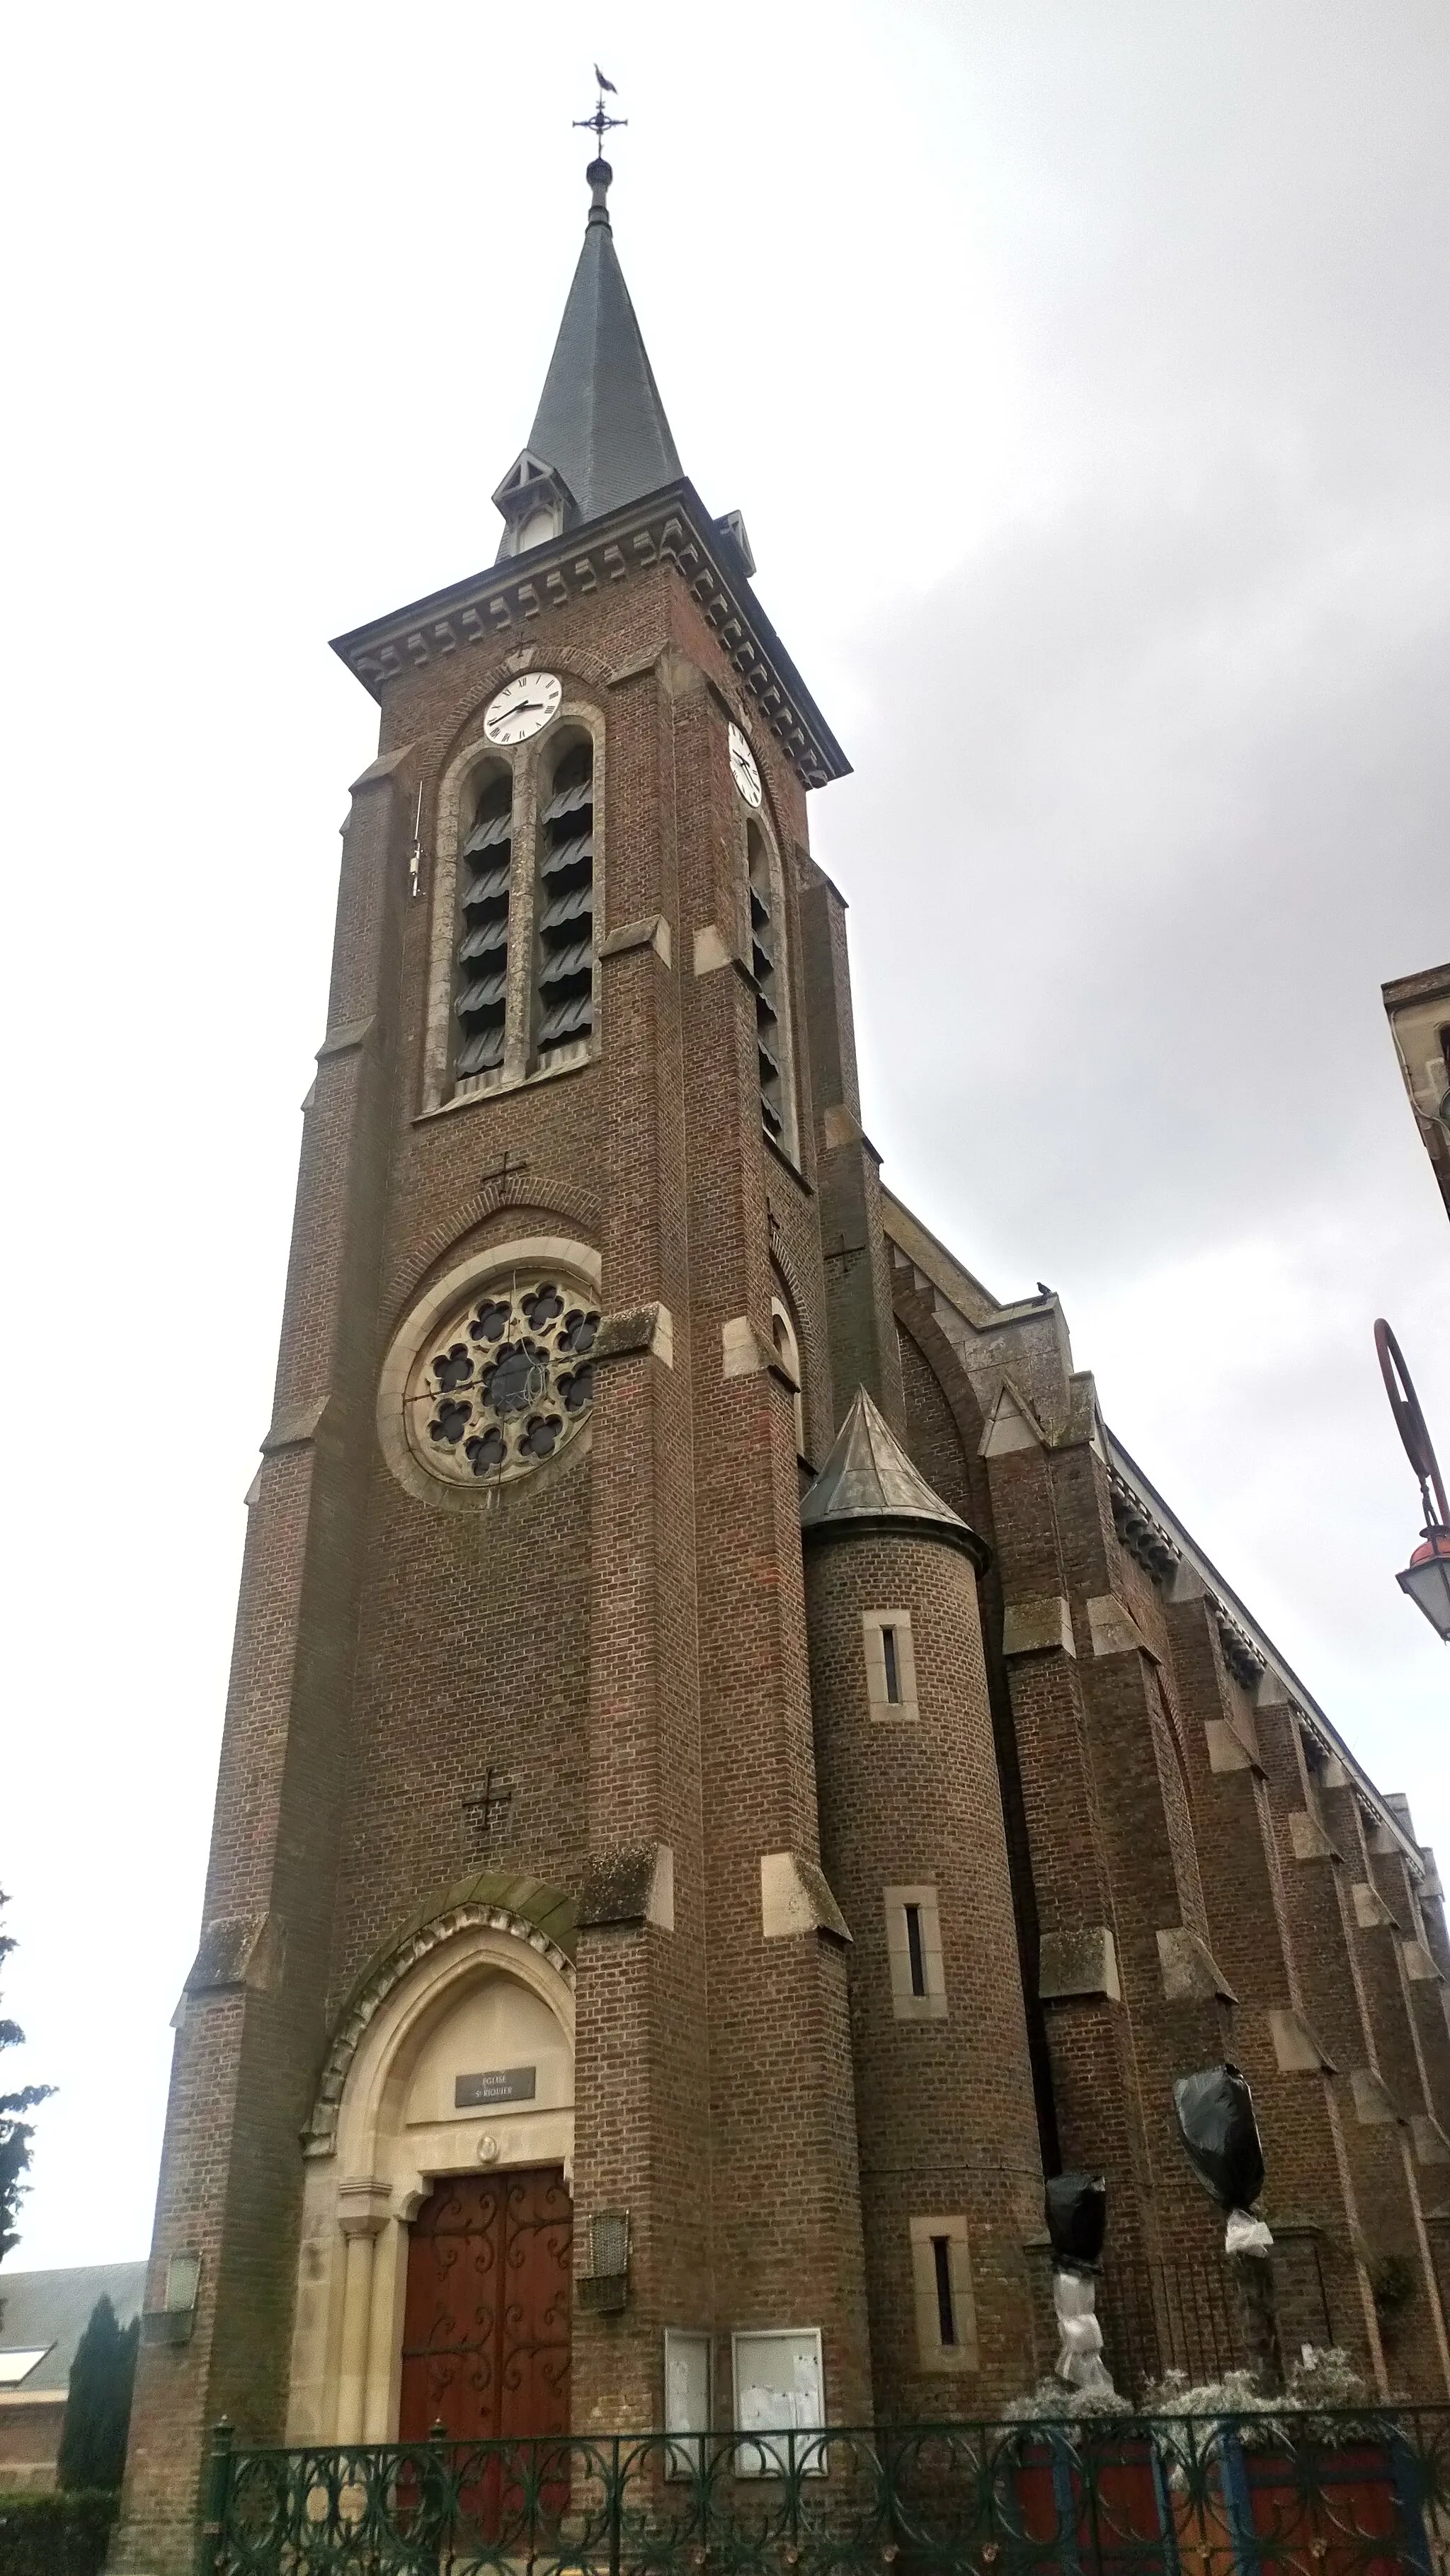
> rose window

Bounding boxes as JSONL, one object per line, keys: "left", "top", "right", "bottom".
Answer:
{"left": 405, "top": 1274, "right": 600, "bottom": 1487}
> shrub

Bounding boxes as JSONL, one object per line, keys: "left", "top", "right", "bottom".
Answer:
{"left": 0, "top": 2491, "right": 118, "bottom": 2576}
{"left": 57, "top": 2300, "right": 137, "bottom": 2493}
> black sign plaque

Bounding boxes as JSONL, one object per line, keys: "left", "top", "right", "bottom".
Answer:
{"left": 455, "top": 2066, "right": 537, "bottom": 2109}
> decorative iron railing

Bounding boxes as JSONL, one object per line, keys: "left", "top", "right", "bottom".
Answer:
{"left": 200, "top": 2410, "right": 1450, "bottom": 2576}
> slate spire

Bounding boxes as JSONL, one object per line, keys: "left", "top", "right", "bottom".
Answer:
{"left": 524, "top": 156, "right": 683, "bottom": 528}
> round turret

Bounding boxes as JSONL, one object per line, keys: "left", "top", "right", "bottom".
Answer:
{"left": 804, "top": 1389, "right": 1045, "bottom": 2415}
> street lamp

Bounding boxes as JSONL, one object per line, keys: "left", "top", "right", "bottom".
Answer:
{"left": 1376, "top": 1318, "right": 1450, "bottom": 1643}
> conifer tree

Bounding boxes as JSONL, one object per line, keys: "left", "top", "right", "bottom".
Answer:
{"left": 0, "top": 1886, "right": 54, "bottom": 2266}
{"left": 58, "top": 2295, "right": 140, "bottom": 2492}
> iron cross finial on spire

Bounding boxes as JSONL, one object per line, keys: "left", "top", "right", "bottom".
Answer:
{"left": 574, "top": 65, "right": 627, "bottom": 162}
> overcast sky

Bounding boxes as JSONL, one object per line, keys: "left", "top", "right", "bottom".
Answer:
{"left": 2, "top": 1, "right": 1447, "bottom": 2272}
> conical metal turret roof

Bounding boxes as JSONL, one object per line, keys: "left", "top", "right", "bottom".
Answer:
{"left": 801, "top": 1387, "right": 991, "bottom": 1567}
{"left": 524, "top": 158, "right": 683, "bottom": 528}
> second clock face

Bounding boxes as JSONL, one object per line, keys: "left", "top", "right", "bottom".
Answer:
{"left": 729, "top": 721, "right": 763, "bottom": 809}
{"left": 484, "top": 672, "right": 562, "bottom": 746}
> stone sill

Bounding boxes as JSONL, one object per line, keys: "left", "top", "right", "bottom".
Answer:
{"left": 415, "top": 1046, "right": 597, "bottom": 1126}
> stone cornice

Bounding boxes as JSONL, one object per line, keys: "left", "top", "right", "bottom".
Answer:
{"left": 330, "top": 479, "right": 850, "bottom": 791}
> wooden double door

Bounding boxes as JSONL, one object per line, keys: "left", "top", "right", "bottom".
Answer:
{"left": 398, "top": 2166, "right": 572, "bottom": 2445}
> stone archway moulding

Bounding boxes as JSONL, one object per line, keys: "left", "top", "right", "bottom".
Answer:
{"left": 303, "top": 1899, "right": 576, "bottom": 2160}
{"left": 387, "top": 1177, "right": 603, "bottom": 1324}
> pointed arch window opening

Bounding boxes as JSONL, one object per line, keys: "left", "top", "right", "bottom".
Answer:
{"left": 454, "top": 770, "right": 514, "bottom": 1080}
{"left": 770, "top": 1294, "right": 807, "bottom": 1463}
{"left": 535, "top": 738, "right": 595, "bottom": 1063}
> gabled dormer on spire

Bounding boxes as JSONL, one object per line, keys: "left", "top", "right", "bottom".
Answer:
{"left": 492, "top": 450, "right": 579, "bottom": 560}
{"left": 495, "top": 157, "right": 682, "bottom": 560}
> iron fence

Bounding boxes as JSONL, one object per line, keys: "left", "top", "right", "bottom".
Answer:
{"left": 201, "top": 2409, "right": 1450, "bottom": 2576}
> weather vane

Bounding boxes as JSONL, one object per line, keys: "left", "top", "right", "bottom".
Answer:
{"left": 575, "top": 65, "right": 627, "bottom": 159}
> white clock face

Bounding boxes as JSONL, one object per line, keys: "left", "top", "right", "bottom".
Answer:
{"left": 729, "top": 721, "right": 763, "bottom": 809}
{"left": 483, "top": 671, "right": 562, "bottom": 747}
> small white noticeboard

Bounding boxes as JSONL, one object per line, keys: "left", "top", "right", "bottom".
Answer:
{"left": 730, "top": 2328, "right": 826, "bottom": 2477}
{"left": 663, "top": 2329, "right": 712, "bottom": 2478}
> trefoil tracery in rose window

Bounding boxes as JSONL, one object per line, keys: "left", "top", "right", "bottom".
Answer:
{"left": 406, "top": 1274, "right": 600, "bottom": 1489}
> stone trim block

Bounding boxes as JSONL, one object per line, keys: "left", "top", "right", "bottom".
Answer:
{"left": 349, "top": 746, "right": 412, "bottom": 790}
{"left": 578, "top": 1842, "right": 675, "bottom": 1933}
{"left": 261, "top": 1395, "right": 332, "bottom": 1455}
{"left": 1412, "top": 2114, "right": 1450, "bottom": 2165}
{"left": 693, "top": 924, "right": 736, "bottom": 975}
{"left": 1349, "top": 2067, "right": 1403, "bottom": 2126}
{"left": 1268, "top": 2008, "right": 1335, "bottom": 2074}
{"left": 184, "top": 1912, "right": 286, "bottom": 1998}
{"left": 593, "top": 1302, "right": 675, "bottom": 1369}
{"left": 1156, "top": 1925, "right": 1238, "bottom": 2004}
{"left": 1087, "top": 1595, "right": 1155, "bottom": 1661}
{"left": 598, "top": 913, "right": 671, "bottom": 967}
{"left": 979, "top": 1383, "right": 1046, "bottom": 1458}
{"left": 1205, "top": 1717, "right": 1261, "bottom": 1775}
{"left": 721, "top": 1315, "right": 797, "bottom": 1389}
{"left": 316, "top": 1015, "right": 376, "bottom": 1060}
{"left": 1352, "top": 1880, "right": 1399, "bottom": 1931}
{"left": 1039, "top": 1925, "right": 1121, "bottom": 2005}
{"left": 1402, "top": 1936, "right": 1442, "bottom": 1983}
{"left": 760, "top": 1853, "right": 851, "bottom": 1945}
{"left": 1287, "top": 1809, "right": 1342, "bottom": 1863}
{"left": 1002, "top": 1596, "right": 1075, "bottom": 1659}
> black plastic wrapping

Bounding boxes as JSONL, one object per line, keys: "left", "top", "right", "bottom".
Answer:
{"left": 1046, "top": 2171, "right": 1108, "bottom": 2274}
{"left": 1172, "top": 2061, "right": 1265, "bottom": 2212}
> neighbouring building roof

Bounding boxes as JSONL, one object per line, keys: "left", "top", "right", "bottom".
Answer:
{"left": 0, "top": 2265, "right": 146, "bottom": 2395}
{"left": 523, "top": 160, "right": 683, "bottom": 528}
{"left": 801, "top": 1385, "right": 990, "bottom": 1565}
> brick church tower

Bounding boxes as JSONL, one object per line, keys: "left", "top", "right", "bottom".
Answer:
{"left": 118, "top": 120, "right": 1450, "bottom": 2576}
{"left": 115, "top": 145, "right": 1046, "bottom": 2572}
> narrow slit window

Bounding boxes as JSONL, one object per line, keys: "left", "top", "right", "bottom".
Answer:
{"left": 747, "top": 824, "right": 784, "bottom": 1143}
{"left": 536, "top": 740, "right": 595, "bottom": 1058}
{"left": 904, "top": 1902, "right": 927, "bottom": 1997}
{"left": 886, "top": 1884, "right": 944, "bottom": 2017}
{"left": 931, "top": 2237, "right": 956, "bottom": 2347}
{"left": 863, "top": 1610, "right": 918, "bottom": 1719}
{"left": 455, "top": 771, "right": 513, "bottom": 1078}
{"left": 910, "top": 2219, "right": 976, "bottom": 2371}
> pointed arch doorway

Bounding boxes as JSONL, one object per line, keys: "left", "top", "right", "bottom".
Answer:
{"left": 287, "top": 1888, "right": 579, "bottom": 2453}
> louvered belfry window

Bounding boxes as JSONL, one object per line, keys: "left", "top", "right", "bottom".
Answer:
{"left": 748, "top": 824, "right": 784, "bottom": 1141}
{"left": 454, "top": 771, "right": 513, "bottom": 1078}
{"left": 535, "top": 740, "right": 595, "bottom": 1055}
